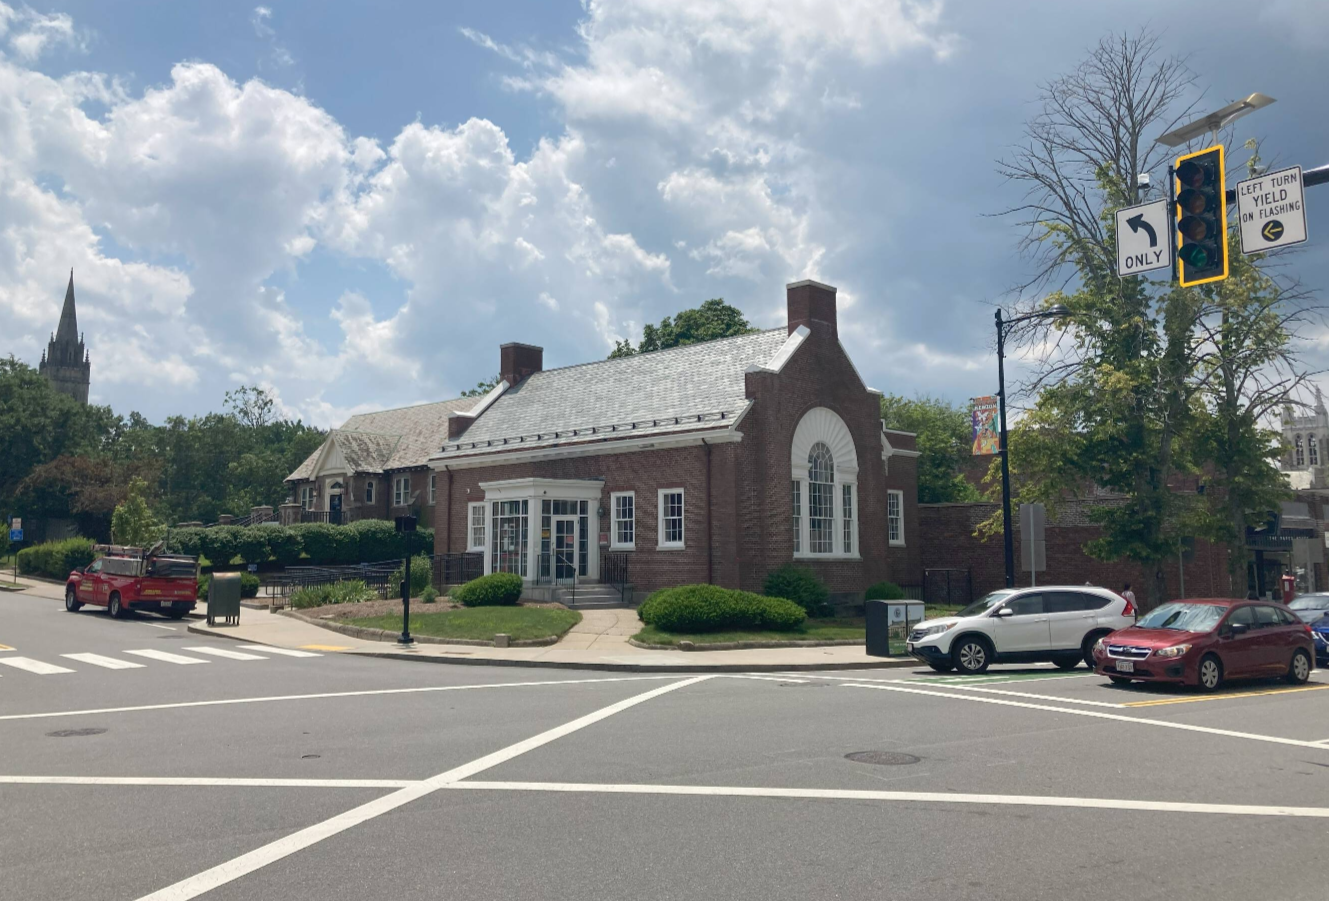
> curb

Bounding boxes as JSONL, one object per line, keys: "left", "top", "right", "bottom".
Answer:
{"left": 628, "top": 638, "right": 865, "bottom": 651}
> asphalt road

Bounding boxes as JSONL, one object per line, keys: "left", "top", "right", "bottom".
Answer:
{"left": 4, "top": 586, "right": 1329, "bottom": 901}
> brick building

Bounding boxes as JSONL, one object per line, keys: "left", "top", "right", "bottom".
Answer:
{"left": 291, "top": 280, "right": 920, "bottom": 599}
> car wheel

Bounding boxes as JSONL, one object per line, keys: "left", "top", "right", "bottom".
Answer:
{"left": 1286, "top": 649, "right": 1312, "bottom": 685}
{"left": 1053, "top": 655, "right": 1081, "bottom": 671}
{"left": 65, "top": 589, "right": 82, "bottom": 612}
{"left": 953, "top": 637, "right": 991, "bottom": 675}
{"left": 1108, "top": 675, "right": 1132, "bottom": 686}
{"left": 1197, "top": 654, "right": 1223, "bottom": 692}
{"left": 927, "top": 662, "right": 954, "bottom": 673}
{"left": 108, "top": 592, "right": 123, "bottom": 618}
{"left": 1082, "top": 631, "right": 1109, "bottom": 669}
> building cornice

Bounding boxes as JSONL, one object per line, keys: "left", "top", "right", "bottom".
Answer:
{"left": 430, "top": 427, "right": 743, "bottom": 471}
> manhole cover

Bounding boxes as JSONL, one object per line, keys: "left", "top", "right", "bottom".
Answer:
{"left": 47, "top": 727, "right": 107, "bottom": 738}
{"left": 845, "top": 750, "right": 920, "bottom": 766}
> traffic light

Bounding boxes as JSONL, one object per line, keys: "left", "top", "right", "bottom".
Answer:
{"left": 1174, "top": 144, "right": 1228, "bottom": 287}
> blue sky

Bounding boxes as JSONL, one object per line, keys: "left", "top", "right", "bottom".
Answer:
{"left": 1, "top": 0, "right": 1326, "bottom": 426}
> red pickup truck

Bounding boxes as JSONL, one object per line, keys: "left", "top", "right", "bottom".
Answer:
{"left": 65, "top": 544, "right": 199, "bottom": 619}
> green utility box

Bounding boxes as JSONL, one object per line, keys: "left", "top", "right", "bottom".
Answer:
{"left": 207, "top": 572, "right": 242, "bottom": 626}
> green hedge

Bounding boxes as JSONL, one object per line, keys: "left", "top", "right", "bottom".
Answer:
{"left": 290, "top": 579, "right": 376, "bottom": 609}
{"left": 638, "top": 584, "right": 807, "bottom": 633}
{"left": 166, "top": 521, "right": 433, "bottom": 568}
{"left": 16, "top": 538, "right": 98, "bottom": 580}
{"left": 763, "top": 564, "right": 831, "bottom": 616}
{"left": 391, "top": 555, "right": 433, "bottom": 597}
{"left": 452, "top": 572, "right": 523, "bottom": 607}
{"left": 864, "top": 581, "right": 905, "bottom": 601}
{"left": 197, "top": 572, "right": 259, "bottom": 600}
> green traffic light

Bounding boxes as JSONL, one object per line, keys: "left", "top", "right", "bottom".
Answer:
{"left": 1178, "top": 243, "right": 1213, "bottom": 269}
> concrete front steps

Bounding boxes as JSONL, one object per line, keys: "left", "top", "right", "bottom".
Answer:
{"left": 555, "top": 585, "right": 631, "bottom": 608}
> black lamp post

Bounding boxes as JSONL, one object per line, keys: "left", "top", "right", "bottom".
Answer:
{"left": 395, "top": 515, "right": 418, "bottom": 646}
{"left": 995, "top": 306, "right": 1070, "bottom": 588}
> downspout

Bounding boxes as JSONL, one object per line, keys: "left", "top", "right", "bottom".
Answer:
{"left": 442, "top": 467, "right": 451, "bottom": 553}
{"left": 703, "top": 439, "right": 713, "bottom": 585}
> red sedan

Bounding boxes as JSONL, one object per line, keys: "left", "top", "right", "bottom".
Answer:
{"left": 1092, "top": 598, "right": 1314, "bottom": 691}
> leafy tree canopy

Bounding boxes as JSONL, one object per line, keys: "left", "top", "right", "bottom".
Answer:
{"left": 879, "top": 395, "right": 984, "bottom": 504}
{"left": 609, "top": 298, "right": 758, "bottom": 358}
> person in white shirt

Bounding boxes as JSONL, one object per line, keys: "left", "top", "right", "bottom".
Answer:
{"left": 1121, "top": 583, "right": 1136, "bottom": 607}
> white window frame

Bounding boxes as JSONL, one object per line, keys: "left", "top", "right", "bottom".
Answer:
{"left": 393, "top": 475, "right": 411, "bottom": 507}
{"left": 657, "top": 488, "right": 685, "bottom": 550}
{"left": 611, "top": 491, "right": 636, "bottom": 550}
{"left": 842, "top": 483, "right": 856, "bottom": 555}
{"left": 429, "top": 473, "right": 436, "bottom": 505}
{"left": 299, "top": 485, "right": 313, "bottom": 510}
{"left": 887, "top": 489, "right": 905, "bottom": 547}
{"left": 791, "top": 480, "right": 801, "bottom": 554}
{"left": 467, "top": 501, "right": 487, "bottom": 552}
{"left": 790, "top": 407, "right": 859, "bottom": 561}
{"left": 364, "top": 479, "right": 374, "bottom": 504}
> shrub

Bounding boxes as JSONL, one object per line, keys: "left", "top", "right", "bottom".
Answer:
{"left": 763, "top": 564, "right": 831, "bottom": 616}
{"left": 232, "top": 527, "right": 272, "bottom": 565}
{"left": 290, "top": 579, "right": 376, "bottom": 609}
{"left": 348, "top": 519, "right": 400, "bottom": 563}
{"left": 265, "top": 527, "right": 303, "bottom": 566}
{"left": 198, "top": 528, "right": 238, "bottom": 566}
{"left": 294, "top": 523, "right": 339, "bottom": 564}
{"left": 390, "top": 554, "right": 433, "bottom": 597}
{"left": 167, "top": 527, "right": 206, "bottom": 557}
{"left": 16, "top": 537, "right": 98, "bottom": 580}
{"left": 452, "top": 572, "right": 523, "bottom": 607}
{"left": 197, "top": 573, "right": 209, "bottom": 599}
{"left": 421, "top": 586, "right": 439, "bottom": 604}
{"left": 240, "top": 572, "right": 260, "bottom": 598}
{"left": 638, "top": 584, "right": 806, "bottom": 633}
{"left": 864, "top": 581, "right": 905, "bottom": 601}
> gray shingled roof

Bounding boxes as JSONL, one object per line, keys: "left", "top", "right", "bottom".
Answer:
{"left": 436, "top": 329, "right": 788, "bottom": 460}
{"left": 286, "top": 397, "right": 474, "bottom": 481}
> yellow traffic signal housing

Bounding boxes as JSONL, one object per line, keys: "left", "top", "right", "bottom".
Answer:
{"left": 1175, "top": 144, "right": 1228, "bottom": 287}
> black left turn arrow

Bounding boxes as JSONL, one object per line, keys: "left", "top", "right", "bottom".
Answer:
{"left": 1126, "top": 214, "right": 1158, "bottom": 248}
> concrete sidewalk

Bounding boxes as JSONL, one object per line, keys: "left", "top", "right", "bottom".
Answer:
{"left": 186, "top": 607, "right": 915, "bottom": 673}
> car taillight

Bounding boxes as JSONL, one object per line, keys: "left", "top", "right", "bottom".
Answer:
{"left": 1122, "top": 597, "right": 1135, "bottom": 617}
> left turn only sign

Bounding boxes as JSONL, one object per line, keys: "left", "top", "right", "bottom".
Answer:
{"left": 1115, "top": 199, "right": 1171, "bottom": 278}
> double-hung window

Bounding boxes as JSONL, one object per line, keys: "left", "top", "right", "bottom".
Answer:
{"left": 364, "top": 480, "right": 375, "bottom": 504}
{"left": 887, "top": 489, "right": 905, "bottom": 546}
{"left": 611, "top": 492, "right": 635, "bottom": 549}
{"left": 658, "top": 489, "right": 684, "bottom": 549}
{"left": 807, "top": 442, "right": 835, "bottom": 554}
{"left": 791, "top": 481, "right": 801, "bottom": 553}
{"left": 428, "top": 474, "right": 436, "bottom": 505}
{"left": 393, "top": 475, "right": 411, "bottom": 507}
{"left": 299, "top": 485, "right": 313, "bottom": 510}
{"left": 842, "top": 484, "right": 855, "bottom": 554}
{"left": 467, "top": 501, "right": 486, "bottom": 552}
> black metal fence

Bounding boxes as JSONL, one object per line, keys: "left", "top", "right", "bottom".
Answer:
{"left": 602, "top": 551, "right": 630, "bottom": 603}
{"left": 924, "top": 568, "right": 972, "bottom": 607}
{"left": 435, "top": 552, "right": 483, "bottom": 587}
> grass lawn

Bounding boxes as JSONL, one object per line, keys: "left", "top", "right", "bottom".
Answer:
{"left": 340, "top": 606, "right": 582, "bottom": 642}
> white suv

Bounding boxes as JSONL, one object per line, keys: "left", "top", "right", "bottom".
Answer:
{"left": 906, "top": 586, "right": 1136, "bottom": 675}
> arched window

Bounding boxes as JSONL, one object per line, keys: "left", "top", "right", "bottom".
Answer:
{"left": 1296, "top": 435, "right": 1305, "bottom": 467}
{"left": 790, "top": 408, "right": 859, "bottom": 557}
{"left": 1311, "top": 435, "right": 1320, "bottom": 466}
{"left": 808, "top": 442, "right": 836, "bottom": 553}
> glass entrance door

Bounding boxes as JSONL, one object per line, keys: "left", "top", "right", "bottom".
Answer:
{"left": 554, "top": 517, "right": 578, "bottom": 583}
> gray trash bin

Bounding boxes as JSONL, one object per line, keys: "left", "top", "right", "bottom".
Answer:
{"left": 865, "top": 600, "right": 926, "bottom": 657}
{"left": 207, "top": 572, "right": 242, "bottom": 627}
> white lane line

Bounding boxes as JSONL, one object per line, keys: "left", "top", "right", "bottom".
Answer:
{"left": 61, "top": 653, "right": 145, "bottom": 670}
{"left": 0, "top": 675, "right": 683, "bottom": 722}
{"left": 181, "top": 646, "right": 268, "bottom": 661}
{"left": 0, "top": 775, "right": 417, "bottom": 788}
{"left": 237, "top": 645, "right": 321, "bottom": 658}
{"left": 724, "top": 674, "right": 809, "bottom": 684}
{"left": 0, "top": 656, "right": 76, "bottom": 675}
{"left": 840, "top": 681, "right": 1329, "bottom": 750}
{"left": 146, "top": 624, "right": 177, "bottom": 631}
{"left": 122, "top": 649, "right": 209, "bottom": 665}
{"left": 452, "top": 780, "right": 1329, "bottom": 819}
{"left": 895, "top": 681, "right": 1125, "bottom": 708}
{"left": 134, "top": 675, "right": 713, "bottom": 901}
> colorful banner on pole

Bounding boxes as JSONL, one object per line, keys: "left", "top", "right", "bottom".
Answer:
{"left": 971, "top": 396, "right": 999, "bottom": 455}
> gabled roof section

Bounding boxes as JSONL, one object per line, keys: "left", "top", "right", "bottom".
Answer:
{"left": 435, "top": 329, "right": 788, "bottom": 461}
{"left": 286, "top": 397, "right": 473, "bottom": 481}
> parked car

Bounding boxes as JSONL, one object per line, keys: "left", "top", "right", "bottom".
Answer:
{"left": 1287, "top": 593, "right": 1329, "bottom": 623}
{"left": 1092, "top": 599, "right": 1314, "bottom": 691}
{"left": 906, "top": 585, "right": 1135, "bottom": 674}
{"left": 65, "top": 543, "right": 199, "bottom": 619}
{"left": 1310, "top": 612, "right": 1329, "bottom": 669}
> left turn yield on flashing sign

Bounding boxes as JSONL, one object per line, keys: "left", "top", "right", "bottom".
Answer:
{"left": 1115, "top": 198, "right": 1171, "bottom": 278}
{"left": 1237, "top": 165, "right": 1308, "bottom": 254}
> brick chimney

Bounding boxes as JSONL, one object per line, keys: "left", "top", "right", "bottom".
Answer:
{"left": 786, "top": 279, "right": 837, "bottom": 338}
{"left": 500, "top": 342, "right": 543, "bottom": 387}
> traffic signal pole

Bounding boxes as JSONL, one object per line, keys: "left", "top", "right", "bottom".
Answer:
{"left": 996, "top": 310, "right": 1016, "bottom": 589}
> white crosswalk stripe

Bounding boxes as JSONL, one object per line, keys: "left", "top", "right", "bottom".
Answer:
{"left": 237, "top": 645, "right": 321, "bottom": 658}
{"left": 182, "top": 646, "right": 267, "bottom": 661}
{"left": 122, "top": 649, "right": 210, "bottom": 665}
{"left": 61, "top": 653, "right": 145, "bottom": 670}
{"left": 0, "top": 656, "right": 76, "bottom": 675}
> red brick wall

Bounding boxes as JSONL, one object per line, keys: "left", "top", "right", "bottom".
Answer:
{"left": 919, "top": 502, "right": 1240, "bottom": 605}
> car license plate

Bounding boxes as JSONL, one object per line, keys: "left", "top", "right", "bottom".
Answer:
{"left": 1116, "top": 660, "right": 1135, "bottom": 673}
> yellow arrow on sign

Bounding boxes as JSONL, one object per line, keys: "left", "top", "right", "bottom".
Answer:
{"left": 1262, "top": 220, "right": 1285, "bottom": 242}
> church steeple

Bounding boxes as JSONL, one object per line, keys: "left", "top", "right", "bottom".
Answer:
{"left": 38, "top": 268, "right": 91, "bottom": 404}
